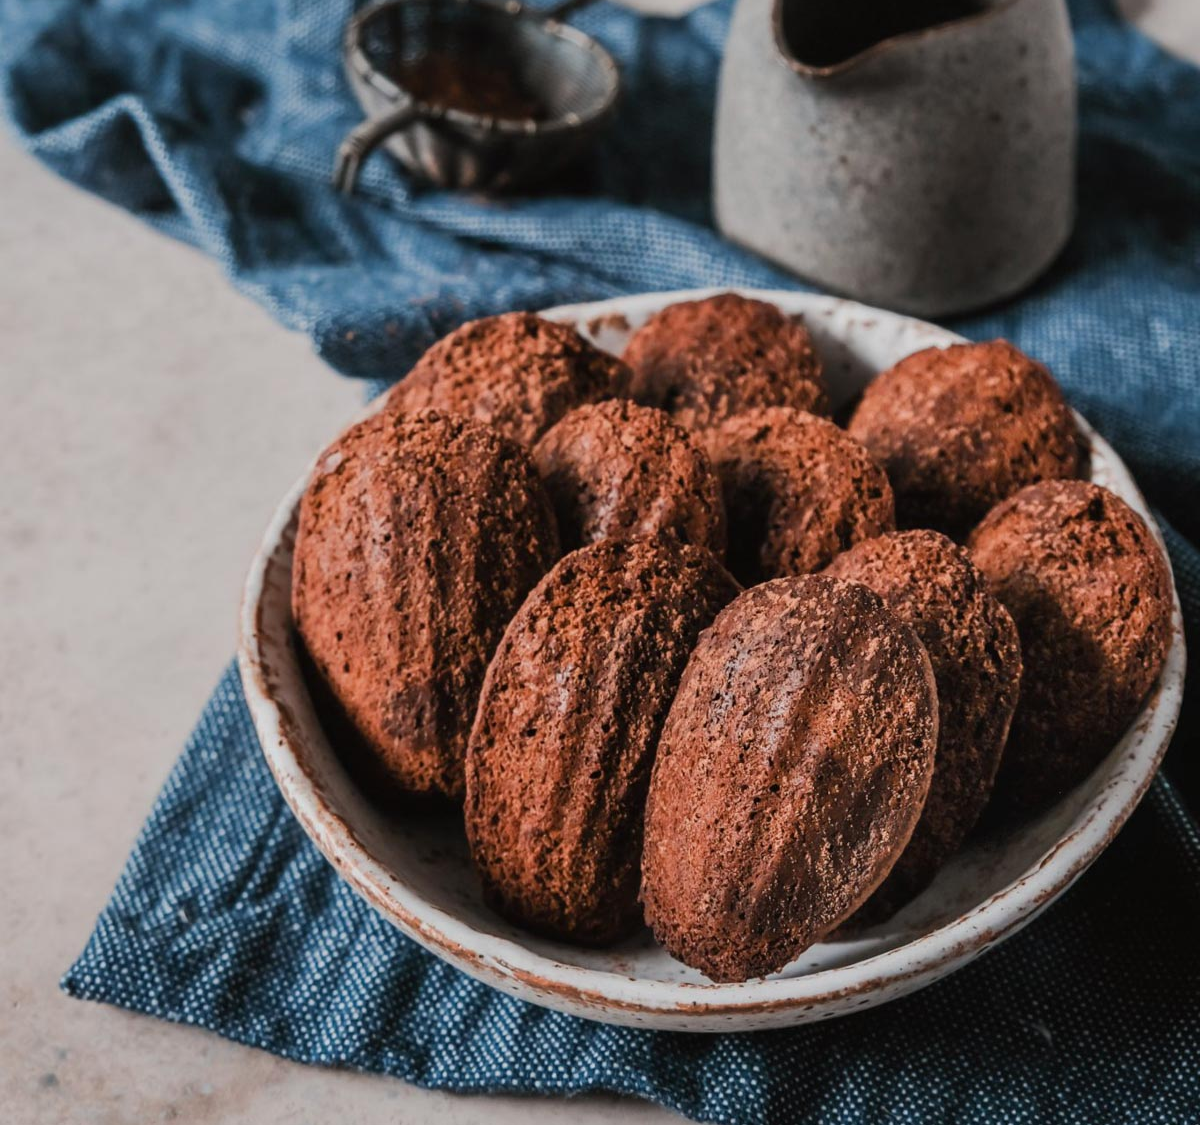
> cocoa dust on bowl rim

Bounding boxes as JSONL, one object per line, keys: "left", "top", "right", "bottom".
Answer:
{"left": 237, "top": 289, "right": 1186, "bottom": 1032}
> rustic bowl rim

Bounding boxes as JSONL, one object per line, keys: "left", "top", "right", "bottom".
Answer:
{"left": 237, "top": 288, "right": 1185, "bottom": 1029}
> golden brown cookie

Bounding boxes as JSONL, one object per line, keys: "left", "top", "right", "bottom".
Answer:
{"left": 388, "top": 312, "right": 630, "bottom": 446}
{"left": 708, "top": 406, "right": 895, "bottom": 585}
{"left": 848, "top": 340, "right": 1083, "bottom": 536}
{"left": 969, "top": 480, "right": 1173, "bottom": 817}
{"left": 826, "top": 531, "right": 1021, "bottom": 924}
{"left": 641, "top": 575, "right": 938, "bottom": 981}
{"left": 292, "top": 408, "right": 559, "bottom": 801}
{"left": 465, "top": 535, "right": 738, "bottom": 945}
{"left": 531, "top": 399, "right": 726, "bottom": 555}
{"left": 622, "top": 293, "right": 828, "bottom": 434}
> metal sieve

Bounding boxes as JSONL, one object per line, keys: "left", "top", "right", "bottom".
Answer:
{"left": 334, "top": 0, "right": 620, "bottom": 194}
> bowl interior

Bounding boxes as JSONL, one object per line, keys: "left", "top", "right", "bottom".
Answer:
{"left": 352, "top": 0, "right": 618, "bottom": 125}
{"left": 239, "top": 289, "right": 1185, "bottom": 1030}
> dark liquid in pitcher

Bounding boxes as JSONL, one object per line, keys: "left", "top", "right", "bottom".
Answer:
{"left": 780, "top": 0, "right": 995, "bottom": 68}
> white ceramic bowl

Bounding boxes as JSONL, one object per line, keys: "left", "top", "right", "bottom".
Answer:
{"left": 237, "top": 288, "right": 1185, "bottom": 1032}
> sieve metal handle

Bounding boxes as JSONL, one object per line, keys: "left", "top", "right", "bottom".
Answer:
{"left": 333, "top": 104, "right": 424, "bottom": 194}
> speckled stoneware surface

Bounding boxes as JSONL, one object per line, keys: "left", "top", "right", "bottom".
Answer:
{"left": 714, "top": 0, "right": 1077, "bottom": 316}
{"left": 237, "top": 289, "right": 1185, "bottom": 1032}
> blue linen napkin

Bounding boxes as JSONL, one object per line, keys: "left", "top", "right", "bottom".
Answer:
{"left": 4, "top": 0, "right": 1199, "bottom": 1119}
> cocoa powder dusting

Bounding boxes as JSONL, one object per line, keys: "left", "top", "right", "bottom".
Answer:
{"left": 465, "top": 535, "right": 739, "bottom": 945}
{"left": 849, "top": 339, "right": 1083, "bottom": 537}
{"left": 532, "top": 399, "right": 726, "bottom": 555}
{"left": 708, "top": 406, "right": 895, "bottom": 585}
{"left": 969, "top": 479, "right": 1172, "bottom": 819}
{"left": 641, "top": 575, "right": 938, "bottom": 981}
{"left": 622, "top": 293, "right": 829, "bottom": 435}
{"left": 389, "top": 312, "right": 631, "bottom": 447}
{"left": 292, "top": 407, "right": 560, "bottom": 801}
{"left": 394, "top": 51, "right": 546, "bottom": 121}
{"left": 827, "top": 530, "right": 1021, "bottom": 925}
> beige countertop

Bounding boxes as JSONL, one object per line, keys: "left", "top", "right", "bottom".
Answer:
{"left": 2, "top": 5, "right": 1195, "bottom": 1122}
{"left": 0, "top": 136, "right": 667, "bottom": 1125}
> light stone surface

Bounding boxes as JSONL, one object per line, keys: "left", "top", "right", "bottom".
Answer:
{"left": 1, "top": 3, "right": 1194, "bottom": 1120}
{"left": 0, "top": 140, "right": 669, "bottom": 1124}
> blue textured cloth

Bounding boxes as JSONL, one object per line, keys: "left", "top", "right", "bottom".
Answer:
{"left": 4, "top": 0, "right": 1199, "bottom": 1119}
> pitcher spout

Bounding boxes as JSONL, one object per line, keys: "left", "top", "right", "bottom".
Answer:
{"left": 772, "top": 0, "right": 1022, "bottom": 77}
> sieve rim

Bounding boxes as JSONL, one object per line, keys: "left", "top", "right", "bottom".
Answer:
{"left": 343, "top": 0, "right": 621, "bottom": 136}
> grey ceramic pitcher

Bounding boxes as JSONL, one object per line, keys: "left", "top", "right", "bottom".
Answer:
{"left": 714, "top": 0, "right": 1076, "bottom": 316}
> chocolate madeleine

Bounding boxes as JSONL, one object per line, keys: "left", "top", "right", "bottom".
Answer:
{"left": 465, "top": 535, "right": 739, "bottom": 945}
{"left": 641, "top": 576, "right": 938, "bottom": 981}
{"left": 388, "top": 312, "right": 631, "bottom": 447}
{"left": 827, "top": 531, "right": 1021, "bottom": 924}
{"left": 848, "top": 340, "right": 1083, "bottom": 536}
{"left": 709, "top": 406, "right": 895, "bottom": 585}
{"left": 622, "top": 293, "right": 828, "bottom": 434}
{"left": 292, "top": 408, "right": 559, "bottom": 801}
{"left": 969, "top": 480, "right": 1172, "bottom": 817}
{"left": 532, "top": 399, "right": 726, "bottom": 555}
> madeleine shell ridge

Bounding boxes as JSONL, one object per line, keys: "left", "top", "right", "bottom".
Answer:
{"left": 641, "top": 575, "right": 938, "bottom": 982}
{"left": 292, "top": 408, "right": 560, "bottom": 801}
{"left": 465, "top": 535, "right": 740, "bottom": 945}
